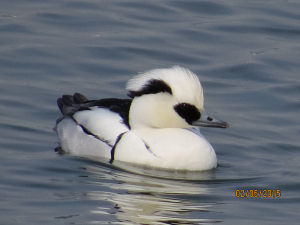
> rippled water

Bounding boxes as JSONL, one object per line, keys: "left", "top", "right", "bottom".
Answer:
{"left": 1, "top": 0, "right": 300, "bottom": 224}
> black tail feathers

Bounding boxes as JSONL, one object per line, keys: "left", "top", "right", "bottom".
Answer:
{"left": 57, "top": 93, "right": 89, "bottom": 115}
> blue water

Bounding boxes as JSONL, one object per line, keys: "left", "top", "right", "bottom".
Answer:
{"left": 1, "top": 0, "right": 300, "bottom": 224}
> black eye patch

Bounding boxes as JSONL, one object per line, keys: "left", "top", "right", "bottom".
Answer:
{"left": 174, "top": 103, "right": 200, "bottom": 125}
{"left": 128, "top": 79, "right": 172, "bottom": 98}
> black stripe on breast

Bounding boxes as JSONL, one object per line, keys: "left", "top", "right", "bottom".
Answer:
{"left": 109, "top": 132, "right": 126, "bottom": 164}
{"left": 109, "top": 133, "right": 157, "bottom": 164}
{"left": 143, "top": 140, "right": 150, "bottom": 150}
{"left": 142, "top": 139, "right": 157, "bottom": 157}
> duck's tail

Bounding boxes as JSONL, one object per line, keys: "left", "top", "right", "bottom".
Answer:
{"left": 57, "top": 93, "right": 89, "bottom": 116}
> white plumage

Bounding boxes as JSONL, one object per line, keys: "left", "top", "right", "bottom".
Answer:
{"left": 127, "top": 66, "right": 204, "bottom": 109}
{"left": 54, "top": 66, "right": 228, "bottom": 171}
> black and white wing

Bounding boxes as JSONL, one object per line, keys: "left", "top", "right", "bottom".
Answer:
{"left": 55, "top": 93, "right": 131, "bottom": 158}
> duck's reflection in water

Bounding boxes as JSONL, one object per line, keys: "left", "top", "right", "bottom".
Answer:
{"left": 82, "top": 162, "right": 221, "bottom": 225}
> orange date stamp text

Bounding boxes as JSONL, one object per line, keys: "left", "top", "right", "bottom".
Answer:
{"left": 236, "top": 189, "right": 281, "bottom": 198}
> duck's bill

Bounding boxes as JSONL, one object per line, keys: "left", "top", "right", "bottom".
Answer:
{"left": 192, "top": 110, "right": 229, "bottom": 128}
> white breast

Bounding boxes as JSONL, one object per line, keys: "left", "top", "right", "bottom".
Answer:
{"left": 114, "top": 127, "right": 217, "bottom": 171}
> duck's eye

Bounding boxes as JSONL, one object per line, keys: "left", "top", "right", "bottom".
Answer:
{"left": 180, "top": 103, "right": 189, "bottom": 110}
{"left": 207, "top": 116, "right": 213, "bottom": 121}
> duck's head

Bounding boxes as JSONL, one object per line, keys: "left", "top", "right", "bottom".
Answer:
{"left": 126, "top": 66, "right": 228, "bottom": 129}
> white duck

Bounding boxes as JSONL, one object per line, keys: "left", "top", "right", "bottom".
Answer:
{"left": 54, "top": 66, "right": 228, "bottom": 171}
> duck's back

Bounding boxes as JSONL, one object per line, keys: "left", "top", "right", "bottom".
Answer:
{"left": 54, "top": 93, "right": 131, "bottom": 158}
